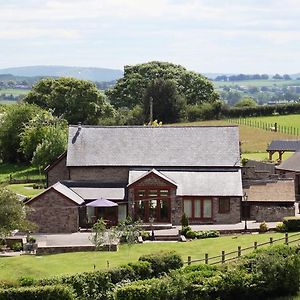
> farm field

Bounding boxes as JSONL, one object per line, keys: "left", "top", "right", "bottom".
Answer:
{"left": 0, "top": 232, "right": 291, "bottom": 282}
{"left": 212, "top": 79, "right": 300, "bottom": 88}
{"left": 179, "top": 119, "right": 295, "bottom": 154}
{"left": 0, "top": 88, "right": 29, "bottom": 96}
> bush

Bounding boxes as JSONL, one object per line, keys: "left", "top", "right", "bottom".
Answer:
{"left": 180, "top": 226, "right": 191, "bottom": 236}
{"left": 259, "top": 221, "right": 268, "bottom": 233}
{"left": 10, "top": 242, "right": 22, "bottom": 252}
{"left": 140, "top": 231, "right": 150, "bottom": 241}
{"left": 185, "top": 230, "right": 197, "bottom": 239}
{"left": 276, "top": 222, "right": 287, "bottom": 232}
{"left": 283, "top": 217, "right": 300, "bottom": 231}
{"left": 0, "top": 285, "right": 76, "bottom": 300}
{"left": 196, "top": 230, "right": 220, "bottom": 239}
{"left": 17, "top": 277, "right": 36, "bottom": 287}
{"left": 181, "top": 213, "right": 189, "bottom": 227}
{"left": 139, "top": 251, "right": 183, "bottom": 276}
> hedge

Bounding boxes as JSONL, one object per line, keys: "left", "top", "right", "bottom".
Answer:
{"left": 115, "top": 245, "right": 300, "bottom": 300}
{"left": 0, "top": 285, "right": 75, "bottom": 300}
{"left": 283, "top": 216, "right": 300, "bottom": 231}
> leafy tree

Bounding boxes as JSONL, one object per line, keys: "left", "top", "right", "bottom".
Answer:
{"left": 143, "top": 79, "right": 186, "bottom": 123}
{"left": 0, "top": 103, "right": 41, "bottom": 163}
{"left": 0, "top": 187, "right": 35, "bottom": 238}
{"left": 106, "top": 61, "right": 219, "bottom": 109}
{"left": 234, "top": 97, "right": 257, "bottom": 108}
{"left": 20, "top": 110, "right": 67, "bottom": 167}
{"left": 24, "top": 77, "right": 115, "bottom": 124}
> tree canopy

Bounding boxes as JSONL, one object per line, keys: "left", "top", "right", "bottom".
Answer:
{"left": 234, "top": 97, "right": 258, "bottom": 108}
{"left": 0, "top": 103, "right": 42, "bottom": 163}
{"left": 0, "top": 187, "right": 35, "bottom": 238}
{"left": 106, "top": 61, "right": 219, "bottom": 109}
{"left": 24, "top": 77, "right": 115, "bottom": 124}
{"left": 20, "top": 111, "right": 68, "bottom": 168}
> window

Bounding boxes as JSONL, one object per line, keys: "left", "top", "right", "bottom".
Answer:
{"left": 184, "top": 198, "right": 212, "bottom": 219}
{"left": 184, "top": 199, "right": 192, "bottom": 218}
{"left": 219, "top": 198, "right": 230, "bottom": 214}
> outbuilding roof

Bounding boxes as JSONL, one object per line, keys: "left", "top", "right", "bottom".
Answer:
{"left": 67, "top": 125, "right": 240, "bottom": 168}
{"left": 267, "top": 140, "right": 300, "bottom": 152}
{"left": 70, "top": 187, "right": 125, "bottom": 200}
{"left": 128, "top": 169, "right": 243, "bottom": 197}
{"left": 276, "top": 151, "right": 300, "bottom": 172}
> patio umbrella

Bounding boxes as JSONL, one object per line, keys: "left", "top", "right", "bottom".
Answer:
{"left": 86, "top": 198, "right": 118, "bottom": 207}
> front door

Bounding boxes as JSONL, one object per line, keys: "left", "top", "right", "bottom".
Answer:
{"left": 134, "top": 189, "right": 171, "bottom": 222}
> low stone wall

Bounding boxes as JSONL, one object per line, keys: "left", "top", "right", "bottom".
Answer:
{"left": 36, "top": 244, "right": 118, "bottom": 255}
{"left": 254, "top": 205, "right": 295, "bottom": 222}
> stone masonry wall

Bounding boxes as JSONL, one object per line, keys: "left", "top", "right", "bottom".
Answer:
{"left": 26, "top": 189, "right": 79, "bottom": 233}
{"left": 69, "top": 167, "right": 129, "bottom": 183}
{"left": 252, "top": 205, "right": 295, "bottom": 222}
{"left": 47, "top": 155, "right": 69, "bottom": 187}
{"left": 213, "top": 197, "right": 241, "bottom": 224}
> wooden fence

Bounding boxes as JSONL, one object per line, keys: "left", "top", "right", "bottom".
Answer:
{"left": 185, "top": 232, "right": 300, "bottom": 266}
{"left": 228, "top": 118, "right": 299, "bottom": 136}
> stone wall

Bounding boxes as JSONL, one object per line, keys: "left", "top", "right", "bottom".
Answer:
{"left": 213, "top": 197, "right": 241, "bottom": 224}
{"left": 251, "top": 205, "right": 295, "bottom": 222}
{"left": 69, "top": 166, "right": 129, "bottom": 183}
{"left": 26, "top": 189, "right": 79, "bottom": 233}
{"left": 47, "top": 155, "right": 69, "bottom": 187}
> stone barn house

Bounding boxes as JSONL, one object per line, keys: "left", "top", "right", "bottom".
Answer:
{"left": 26, "top": 125, "right": 243, "bottom": 233}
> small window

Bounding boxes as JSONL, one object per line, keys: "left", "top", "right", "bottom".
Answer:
{"left": 137, "top": 190, "right": 146, "bottom": 197}
{"left": 160, "top": 190, "right": 169, "bottom": 197}
{"left": 219, "top": 198, "right": 230, "bottom": 214}
{"left": 149, "top": 190, "right": 158, "bottom": 197}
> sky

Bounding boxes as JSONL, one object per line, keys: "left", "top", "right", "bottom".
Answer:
{"left": 0, "top": 0, "right": 299, "bottom": 74}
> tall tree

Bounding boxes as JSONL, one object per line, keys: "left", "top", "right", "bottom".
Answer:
{"left": 24, "top": 77, "right": 115, "bottom": 124}
{"left": 0, "top": 103, "right": 41, "bottom": 163}
{"left": 20, "top": 110, "right": 68, "bottom": 167}
{"left": 143, "top": 79, "right": 186, "bottom": 123}
{"left": 106, "top": 61, "right": 219, "bottom": 109}
{"left": 0, "top": 187, "right": 35, "bottom": 238}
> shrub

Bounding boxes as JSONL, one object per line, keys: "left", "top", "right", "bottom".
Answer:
{"left": 10, "top": 242, "right": 22, "bottom": 251}
{"left": 139, "top": 251, "right": 183, "bottom": 276}
{"left": 181, "top": 213, "right": 189, "bottom": 227}
{"left": 196, "top": 230, "right": 220, "bottom": 239}
{"left": 180, "top": 226, "right": 191, "bottom": 236}
{"left": 283, "top": 217, "right": 300, "bottom": 231}
{"left": 17, "top": 276, "right": 36, "bottom": 287}
{"left": 27, "top": 236, "right": 36, "bottom": 243}
{"left": 276, "top": 222, "right": 287, "bottom": 232}
{"left": 185, "top": 230, "right": 197, "bottom": 239}
{"left": 140, "top": 231, "right": 150, "bottom": 241}
{"left": 259, "top": 221, "right": 268, "bottom": 233}
{"left": 0, "top": 285, "right": 76, "bottom": 300}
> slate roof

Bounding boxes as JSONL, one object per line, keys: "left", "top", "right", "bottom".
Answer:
{"left": 70, "top": 187, "right": 125, "bottom": 200}
{"left": 26, "top": 182, "right": 85, "bottom": 205}
{"left": 276, "top": 151, "right": 300, "bottom": 172}
{"left": 243, "top": 180, "right": 295, "bottom": 202}
{"left": 128, "top": 169, "right": 243, "bottom": 196}
{"left": 267, "top": 140, "right": 300, "bottom": 152}
{"left": 67, "top": 125, "right": 240, "bottom": 168}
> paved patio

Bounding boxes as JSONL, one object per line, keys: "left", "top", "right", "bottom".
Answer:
{"left": 32, "top": 220, "right": 280, "bottom": 247}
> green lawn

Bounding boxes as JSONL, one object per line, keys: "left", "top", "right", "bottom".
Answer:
{"left": 0, "top": 163, "right": 45, "bottom": 183}
{"left": 0, "top": 232, "right": 292, "bottom": 283}
{"left": 7, "top": 183, "right": 44, "bottom": 198}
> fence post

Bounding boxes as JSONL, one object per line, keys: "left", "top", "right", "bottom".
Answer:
{"left": 254, "top": 241, "right": 257, "bottom": 250}
{"left": 238, "top": 246, "right": 241, "bottom": 257}
{"left": 188, "top": 256, "right": 192, "bottom": 265}
{"left": 285, "top": 233, "right": 289, "bottom": 245}
{"left": 205, "top": 253, "right": 208, "bottom": 264}
{"left": 270, "top": 237, "right": 273, "bottom": 245}
{"left": 222, "top": 251, "right": 225, "bottom": 263}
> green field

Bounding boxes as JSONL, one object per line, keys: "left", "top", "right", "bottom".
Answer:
{"left": 0, "top": 163, "right": 45, "bottom": 183}
{"left": 213, "top": 79, "right": 300, "bottom": 88}
{"left": 0, "top": 232, "right": 291, "bottom": 282}
{"left": 0, "top": 88, "right": 29, "bottom": 96}
{"left": 7, "top": 183, "right": 44, "bottom": 198}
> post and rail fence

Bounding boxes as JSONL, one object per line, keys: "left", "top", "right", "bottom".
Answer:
{"left": 228, "top": 118, "right": 299, "bottom": 136}
{"left": 185, "top": 232, "right": 300, "bottom": 266}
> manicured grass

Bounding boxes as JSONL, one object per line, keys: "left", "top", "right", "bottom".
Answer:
{"left": 0, "top": 232, "right": 292, "bottom": 282}
{"left": 0, "top": 163, "right": 45, "bottom": 183}
{"left": 7, "top": 183, "right": 45, "bottom": 198}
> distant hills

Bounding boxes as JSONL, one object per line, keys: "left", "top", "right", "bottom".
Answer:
{"left": 0, "top": 65, "right": 124, "bottom": 82}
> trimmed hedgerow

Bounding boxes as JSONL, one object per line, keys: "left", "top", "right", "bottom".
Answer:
{"left": 115, "top": 245, "right": 300, "bottom": 300}
{"left": 0, "top": 285, "right": 75, "bottom": 300}
{"left": 283, "top": 216, "right": 300, "bottom": 231}
{"left": 139, "top": 251, "right": 183, "bottom": 276}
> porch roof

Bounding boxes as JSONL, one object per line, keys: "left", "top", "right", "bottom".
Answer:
{"left": 128, "top": 169, "right": 243, "bottom": 197}
{"left": 70, "top": 187, "right": 125, "bottom": 200}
